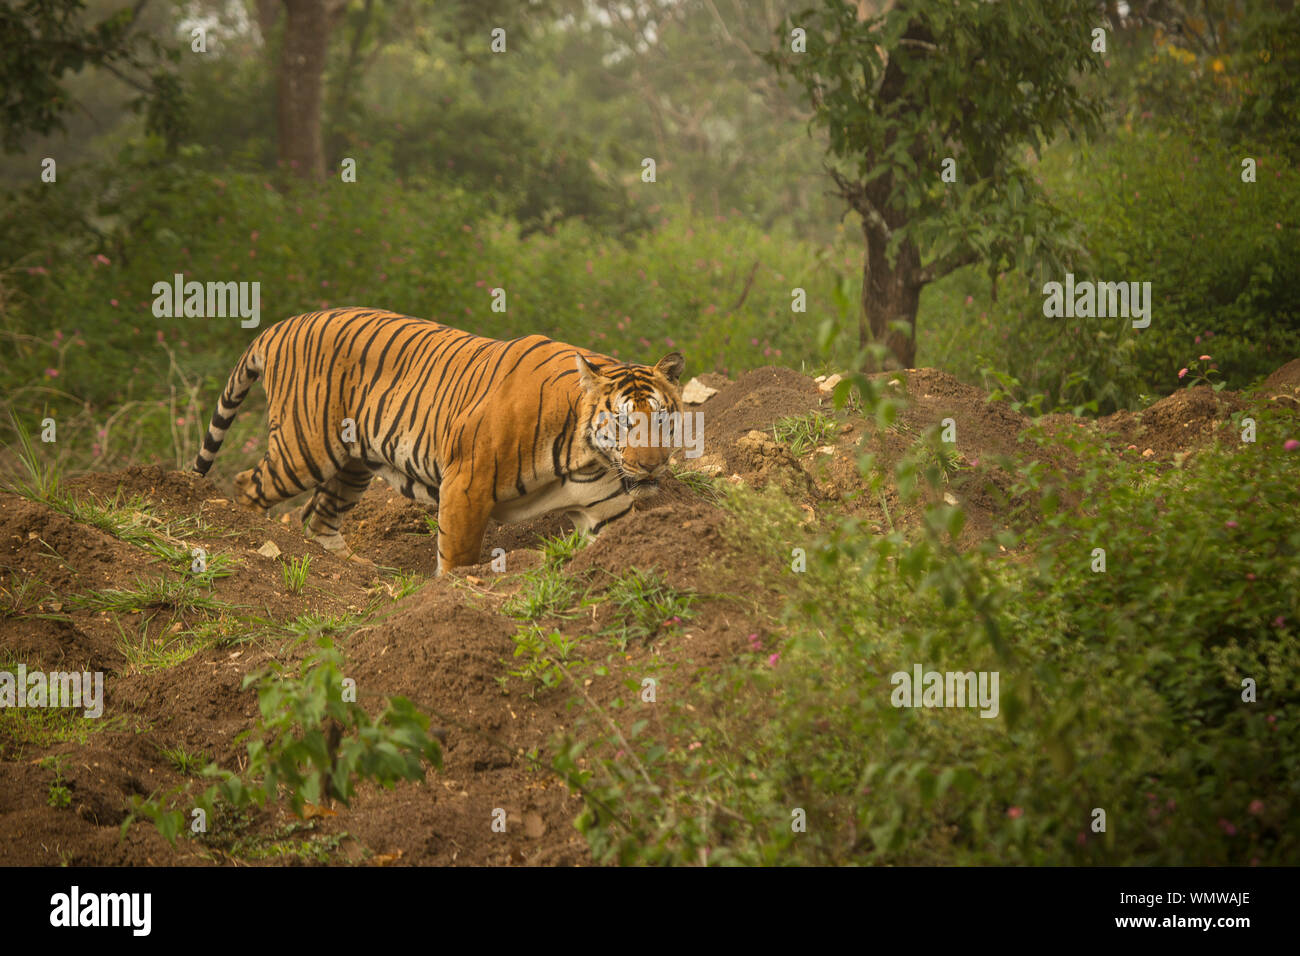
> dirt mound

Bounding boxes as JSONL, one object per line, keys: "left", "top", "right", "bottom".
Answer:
{"left": 64, "top": 465, "right": 385, "bottom": 588}
{"left": 696, "top": 366, "right": 825, "bottom": 444}
{"left": 322, "top": 586, "right": 586, "bottom": 865}
{"left": 1090, "top": 385, "right": 1245, "bottom": 457}
{"left": 689, "top": 371, "right": 734, "bottom": 393}
{"left": 67, "top": 464, "right": 214, "bottom": 510}
{"left": 5, "top": 357, "right": 1300, "bottom": 867}
{"left": 0, "top": 730, "right": 194, "bottom": 865}
{"left": 1261, "top": 359, "right": 1300, "bottom": 409}
{"left": 0, "top": 493, "right": 155, "bottom": 600}
{"left": 882, "top": 368, "right": 1034, "bottom": 462}
{"left": 565, "top": 499, "right": 730, "bottom": 590}
{"left": 0, "top": 492, "right": 150, "bottom": 672}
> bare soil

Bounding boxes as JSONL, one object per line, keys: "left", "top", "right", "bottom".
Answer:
{"left": 2, "top": 362, "right": 1295, "bottom": 865}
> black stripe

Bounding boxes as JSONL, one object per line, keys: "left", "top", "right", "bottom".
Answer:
{"left": 592, "top": 506, "right": 632, "bottom": 533}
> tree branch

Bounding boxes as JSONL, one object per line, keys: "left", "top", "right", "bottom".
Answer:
{"left": 95, "top": 59, "right": 153, "bottom": 94}
{"left": 826, "top": 165, "right": 893, "bottom": 241}
{"left": 913, "top": 247, "right": 980, "bottom": 288}
{"left": 726, "top": 261, "right": 761, "bottom": 314}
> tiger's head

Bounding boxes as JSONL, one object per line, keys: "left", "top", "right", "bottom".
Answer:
{"left": 576, "top": 350, "right": 686, "bottom": 496}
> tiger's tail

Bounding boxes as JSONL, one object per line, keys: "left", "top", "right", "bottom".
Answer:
{"left": 192, "top": 335, "right": 267, "bottom": 476}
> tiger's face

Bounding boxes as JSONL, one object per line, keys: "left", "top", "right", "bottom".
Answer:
{"left": 577, "top": 351, "right": 686, "bottom": 496}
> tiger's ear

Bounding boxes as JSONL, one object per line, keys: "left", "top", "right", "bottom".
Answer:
{"left": 654, "top": 351, "right": 685, "bottom": 385}
{"left": 575, "top": 354, "right": 612, "bottom": 394}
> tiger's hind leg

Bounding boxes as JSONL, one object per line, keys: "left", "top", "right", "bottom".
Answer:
{"left": 300, "top": 460, "right": 376, "bottom": 565}
{"left": 233, "top": 432, "right": 313, "bottom": 512}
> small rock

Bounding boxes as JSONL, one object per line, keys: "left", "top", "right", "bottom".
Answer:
{"left": 681, "top": 378, "right": 719, "bottom": 404}
{"left": 679, "top": 451, "right": 725, "bottom": 475}
{"left": 1142, "top": 448, "right": 1155, "bottom": 458}
{"left": 818, "top": 373, "right": 843, "bottom": 394}
{"left": 943, "top": 492, "right": 958, "bottom": 506}
{"left": 816, "top": 445, "right": 836, "bottom": 455}
{"left": 524, "top": 812, "right": 547, "bottom": 839}
{"left": 257, "top": 540, "right": 281, "bottom": 559}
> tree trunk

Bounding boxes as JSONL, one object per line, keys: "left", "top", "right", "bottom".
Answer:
{"left": 855, "top": 16, "right": 930, "bottom": 371}
{"left": 859, "top": 219, "right": 921, "bottom": 371}
{"left": 276, "top": 0, "right": 333, "bottom": 180}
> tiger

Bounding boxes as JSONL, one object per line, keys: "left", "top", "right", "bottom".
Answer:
{"left": 192, "top": 307, "right": 685, "bottom": 573}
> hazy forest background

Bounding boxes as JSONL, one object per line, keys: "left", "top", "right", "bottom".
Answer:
{"left": 3, "top": 0, "right": 1298, "bottom": 471}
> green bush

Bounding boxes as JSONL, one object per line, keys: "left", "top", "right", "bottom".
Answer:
{"left": 125, "top": 637, "right": 443, "bottom": 844}
{"left": 922, "top": 128, "right": 1300, "bottom": 413}
{"left": 563, "top": 372, "right": 1299, "bottom": 865}
{"left": 1, "top": 144, "right": 849, "bottom": 471}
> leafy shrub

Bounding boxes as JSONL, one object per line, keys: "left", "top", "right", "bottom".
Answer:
{"left": 562, "top": 368, "right": 1299, "bottom": 865}
{"left": 922, "top": 128, "right": 1300, "bottom": 412}
{"left": 125, "top": 637, "right": 442, "bottom": 843}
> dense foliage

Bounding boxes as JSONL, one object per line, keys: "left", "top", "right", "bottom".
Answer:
{"left": 563, "top": 377, "right": 1299, "bottom": 865}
